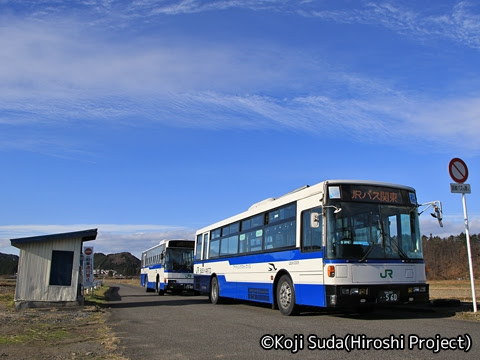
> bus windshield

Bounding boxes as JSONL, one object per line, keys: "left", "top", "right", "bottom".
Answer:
{"left": 325, "top": 202, "right": 423, "bottom": 261}
{"left": 165, "top": 247, "right": 194, "bottom": 272}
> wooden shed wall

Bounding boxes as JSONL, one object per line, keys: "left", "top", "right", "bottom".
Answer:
{"left": 15, "top": 238, "right": 82, "bottom": 303}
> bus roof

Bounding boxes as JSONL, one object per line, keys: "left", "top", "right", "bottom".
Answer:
{"left": 195, "top": 179, "right": 415, "bottom": 235}
{"left": 142, "top": 239, "right": 195, "bottom": 254}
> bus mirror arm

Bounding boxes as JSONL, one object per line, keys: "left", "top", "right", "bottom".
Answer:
{"left": 418, "top": 201, "right": 443, "bottom": 228}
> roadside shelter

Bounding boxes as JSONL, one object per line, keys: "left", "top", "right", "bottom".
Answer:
{"left": 10, "top": 228, "right": 97, "bottom": 310}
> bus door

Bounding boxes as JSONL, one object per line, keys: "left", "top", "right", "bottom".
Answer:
{"left": 194, "top": 232, "right": 210, "bottom": 293}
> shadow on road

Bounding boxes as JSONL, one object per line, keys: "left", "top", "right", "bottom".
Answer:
{"left": 102, "top": 285, "right": 469, "bottom": 320}
{"left": 101, "top": 286, "right": 210, "bottom": 309}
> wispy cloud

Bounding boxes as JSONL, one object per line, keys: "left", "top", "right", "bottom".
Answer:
{"left": 307, "top": 1, "right": 480, "bottom": 50}
{"left": 1, "top": 1, "right": 480, "bottom": 156}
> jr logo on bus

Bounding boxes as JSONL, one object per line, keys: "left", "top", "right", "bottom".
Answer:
{"left": 380, "top": 269, "right": 393, "bottom": 279}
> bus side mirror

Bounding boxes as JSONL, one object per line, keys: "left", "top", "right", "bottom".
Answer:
{"left": 310, "top": 212, "right": 320, "bottom": 228}
{"left": 431, "top": 203, "right": 443, "bottom": 228}
{"left": 419, "top": 200, "right": 443, "bottom": 228}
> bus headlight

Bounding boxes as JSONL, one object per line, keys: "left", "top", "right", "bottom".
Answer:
{"left": 409, "top": 286, "right": 427, "bottom": 293}
{"left": 340, "top": 287, "right": 369, "bottom": 295}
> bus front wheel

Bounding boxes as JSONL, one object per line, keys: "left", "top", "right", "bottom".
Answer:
{"left": 277, "top": 275, "right": 299, "bottom": 316}
{"left": 209, "top": 277, "right": 223, "bottom": 305}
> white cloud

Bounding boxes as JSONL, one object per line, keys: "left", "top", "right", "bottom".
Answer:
{"left": 308, "top": 1, "right": 480, "bottom": 50}
{"left": 0, "top": 224, "right": 195, "bottom": 259}
{"left": 2, "top": 217, "right": 478, "bottom": 260}
{"left": 1, "top": 1, "right": 480, "bottom": 156}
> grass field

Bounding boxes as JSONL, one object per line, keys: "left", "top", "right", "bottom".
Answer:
{"left": 428, "top": 280, "right": 480, "bottom": 302}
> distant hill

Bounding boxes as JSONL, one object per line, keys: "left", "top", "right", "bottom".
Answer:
{"left": 0, "top": 253, "right": 19, "bottom": 276}
{"left": 94, "top": 252, "right": 141, "bottom": 276}
{"left": 0, "top": 251, "right": 140, "bottom": 277}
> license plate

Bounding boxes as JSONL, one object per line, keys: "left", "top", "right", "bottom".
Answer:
{"left": 378, "top": 290, "right": 399, "bottom": 303}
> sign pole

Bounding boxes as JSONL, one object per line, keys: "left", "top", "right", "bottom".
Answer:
{"left": 449, "top": 157, "right": 476, "bottom": 313}
{"left": 462, "top": 193, "right": 477, "bottom": 313}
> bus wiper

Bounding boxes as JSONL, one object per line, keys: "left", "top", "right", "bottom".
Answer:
{"left": 377, "top": 218, "right": 410, "bottom": 261}
{"left": 389, "top": 236, "right": 410, "bottom": 261}
{"left": 359, "top": 244, "right": 375, "bottom": 262}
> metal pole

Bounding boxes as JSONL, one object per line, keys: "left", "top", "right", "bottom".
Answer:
{"left": 462, "top": 192, "right": 477, "bottom": 312}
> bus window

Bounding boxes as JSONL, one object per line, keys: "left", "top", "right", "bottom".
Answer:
{"left": 210, "top": 237, "right": 220, "bottom": 258}
{"left": 195, "top": 234, "right": 202, "bottom": 260}
{"left": 246, "top": 229, "right": 263, "bottom": 252}
{"left": 220, "top": 235, "right": 239, "bottom": 256}
{"left": 264, "top": 220, "right": 296, "bottom": 249}
{"left": 203, "top": 233, "right": 209, "bottom": 259}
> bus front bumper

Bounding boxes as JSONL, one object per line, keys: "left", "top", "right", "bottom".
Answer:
{"left": 165, "top": 280, "right": 194, "bottom": 291}
{"left": 325, "top": 284, "right": 429, "bottom": 308}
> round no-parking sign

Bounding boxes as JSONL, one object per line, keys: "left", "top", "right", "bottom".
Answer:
{"left": 449, "top": 158, "right": 469, "bottom": 184}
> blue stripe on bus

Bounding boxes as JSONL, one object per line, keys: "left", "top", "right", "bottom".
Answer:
{"left": 194, "top": 248, "right": 323, "bottom": 266}
{"left": 215, "top": 275, "right": 326, "bottom": 307}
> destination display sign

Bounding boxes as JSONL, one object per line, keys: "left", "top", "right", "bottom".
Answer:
{"left": 169, "top": 240, "right": 194, "bottom": 248}
{"left": 328, "top": 184, "right": 416, "bottom": 206}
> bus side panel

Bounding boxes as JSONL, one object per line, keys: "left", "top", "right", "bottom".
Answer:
{"left": 140, "top": 273, "right": 148, "bottom": 287}
{"left": 217, "top": 276, "right": 273, "bottom": 303}
{"left": 147, "top": 280, "right": 156, "bottom": 291}
{"left": 217, "top": 275, "right": 236, "bottom": 298}
{"left": 235, "top": 281, "right": 272, "bottom": 303}
{"left": 194, "top": 274, "right": 211, "bottom": 294}
{"left": 295, "top": 284, "right": 326, "bottom": 307}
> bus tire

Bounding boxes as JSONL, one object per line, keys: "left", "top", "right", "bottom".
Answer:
{"left": 277, "top": 275, "right": 299, "bottom": 316}
{"left": 209, "top": 276, "right": 223, "bottom": 305}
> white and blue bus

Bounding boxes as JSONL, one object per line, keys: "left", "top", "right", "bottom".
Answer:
{"left": 141, "top": 239, "right": 195, "bottom": 295}
{"left": 193, "top": 180, "right": 443, "bottom": 315}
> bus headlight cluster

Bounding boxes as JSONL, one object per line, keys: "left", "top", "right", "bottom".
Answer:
{"left": 341, "top": 287, "right": 368, "bottom": 295}
{"left": 408, "top": 286, "right": 426, "bottom": 293}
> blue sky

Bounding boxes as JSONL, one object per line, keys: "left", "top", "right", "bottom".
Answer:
{"left": 1, "top": 0, "right": 479, "bottom": 260}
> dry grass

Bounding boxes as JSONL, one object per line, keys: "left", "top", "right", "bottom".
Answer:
{"left": 0, "top": 282, "right": 129, "bottom": 359}
{"left": 429, "top": 280, "right": 480, "bottom": 301}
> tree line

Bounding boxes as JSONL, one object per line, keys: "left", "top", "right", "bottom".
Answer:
{"left": 2, "top": 234, "right": 479, "bottom": 280}
{"left": 423, "top": 233, "right": 480, "bottom": 280}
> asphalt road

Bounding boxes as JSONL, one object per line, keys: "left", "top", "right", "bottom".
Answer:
{"left": 105, "top": 283, "right": 479, "bottom": 360}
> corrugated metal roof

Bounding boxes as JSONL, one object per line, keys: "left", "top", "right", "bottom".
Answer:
{"left": 10, "top": 228, "right": 98, "bottom": 248}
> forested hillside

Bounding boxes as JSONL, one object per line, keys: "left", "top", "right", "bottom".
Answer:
{"left": 1, "top": 234, "right": 479, "bottom": 279}
{"left": 0, "top": 253, "right": 18, "bottom": 276}
{"left": 423, "top": 233, "right": 480, "bottom": 280}
{"left": 0, "top": 252, "right": 140, "bottom": 277}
